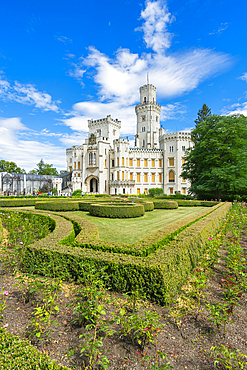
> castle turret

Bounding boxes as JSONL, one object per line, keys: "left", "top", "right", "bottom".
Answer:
{"left": 135, "top": 84, "right": 161, "bottom": 149}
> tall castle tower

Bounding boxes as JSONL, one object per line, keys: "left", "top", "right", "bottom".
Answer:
{"left": 135, "top": 84, "right": 161, "bottom": 149}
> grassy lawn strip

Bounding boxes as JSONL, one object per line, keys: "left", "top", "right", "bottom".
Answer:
{"left": 72, "top": 207, "right": 208, "bottom": 244}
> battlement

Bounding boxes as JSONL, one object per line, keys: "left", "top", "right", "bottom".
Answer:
{"left": 88, "top": 115, "right": 121, "bottom": 129}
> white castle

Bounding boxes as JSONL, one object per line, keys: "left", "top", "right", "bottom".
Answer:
{"left": 53, "top": 84, "right": 193, "bottom": 195}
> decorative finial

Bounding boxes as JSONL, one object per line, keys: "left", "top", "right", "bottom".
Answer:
{"left": 147, "top": 72, "right": 149, "bottom": 84}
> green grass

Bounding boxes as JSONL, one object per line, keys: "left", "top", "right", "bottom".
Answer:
{"left": 73, "top": 207, "right": 208, "bottom": 244}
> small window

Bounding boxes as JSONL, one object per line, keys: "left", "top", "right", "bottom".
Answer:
{"left": 105, "top": 149, "right": 107, "bottom": 155}
{"left": 137, "top": 159, "right": 140, "bottom": 167}
{"left": 117, "top": 172, "right": 120, "bottom": 180}
{"left": 182, "top": 188, "right": 186, "bottom": 194}
{"left": 143, "top": 97, "right": 146, "bottom": 103}
{"left": 112, "top": 160, "right": 115, "bottom": 167}
{"left": 117, "top": 147, "right": 119, "bottom": 152}
{"left": 152, "top": 159, "right": 155, "bottom": 167}
{"left": 169, "top": 158, "right": 174, "bottom": 166}
{"left": 105, "top": 180, "right": 107, "bottom": 191}
{"left": 169, "top": 146, "right": 174, "bottom": 153}
{"left": 156, "top": 115, "right": 159, "bottom": 122}
{"left": 137, "top": 188, "right": 140, "bottom": 195}
{"left": 169, "top": 170, "right": 175, "bottom": 183}
{"left": 152, "top": 173, "right": 155, "bottom": 182}
{"left": 182, "top": 158, "right": 185, "bottom": 165}
{"left": 93, "top": 153, "right": 96, "bottom": 165}
{"left": 144, "top": 173, "right": 148, "bottom": 183}
{"left": 142, "top": 140, "right": 145, "bottom": 147}
{"left": 182, "top": 146, "right": 185, "bottom": 152}
{"left": 70, "top": 158, "right": 72, "bottom": 163}
{"left": 78, "top": 162, "right": 80, "bottom": 170}
{"left": 137, "top": 173, "right": 140, "bottom": 182}
{"left": 130, "top": 173, "right": 133, "bottom": 180}
{"left": 159, "top": 173, "right": 162, "bottom": 182}
{"left": 170, "top": 188, "right": 174, "bottom": 195}
{"left": 111, "top": 173, "right": 114, "bottom": 180}
{"left": 142, "top": 116, "right": 145, "bottom": 122}
{"left": 117, "top": 157, "right": 119, "bottom": 166}
{"left": 122, "top": 171, "right": 124, "bottom": 180}
{"left": 122, "top": 157, "right": 124, "bottom": 166}
{"left": 78, "top": 173, "right": 80, "bottom": 177}
{"left": 142, "top": 126, "right": 146, "bottom": 132}
{"left": 123, "top": 189, "right": 125, "bottom": 194}
{"left": 144, "top": 159, "right": 148, "bottom": 167}
{"left": 129, "top": 158, "right": 133, "bottom": 166}
{"left": 159, "top": 159, "right": 162, "bottom": 167}
{"left": 74, "top": 161, "right": 76, "bottom": 169}
{"left": 105, "top": 159, "right": 107, "bottom": 167}
{"left": 144, "top": 188, "right": 148, "bottom": 195}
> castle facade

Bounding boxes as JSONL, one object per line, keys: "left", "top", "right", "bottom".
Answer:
{"left": 54, "top": 84, "right": 193, "bottom": 195}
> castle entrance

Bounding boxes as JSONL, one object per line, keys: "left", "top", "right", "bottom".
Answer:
{"left": 90, "top": 178, "right": 98, "bottom": 193}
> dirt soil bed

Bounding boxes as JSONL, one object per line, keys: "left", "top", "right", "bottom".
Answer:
{"left": 0, "top": 233, "right": 247, "bottom": 370}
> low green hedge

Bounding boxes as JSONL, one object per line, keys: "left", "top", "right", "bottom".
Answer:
{"left": 0, "top": 328, "right": 69, "bottom": 369}
{"left": 0, "top": 216, "right": 3, "bottom": 242}
{"left": 0, "top": 199, "right": 37, "bottom": 207}
{"left": 89, "top": 203, "right": 145, "bottom": 218}
{"left": 35, "top": 201, "right": 80, "bottom": 212}
{"left": 153, "top": 200, "right": 178, "bottom": 209}
{"left": 154, "top": 197, "right": 219, "bottom": 207}
{"left": 22, "top": 203, "right": 231, "bottom": 304}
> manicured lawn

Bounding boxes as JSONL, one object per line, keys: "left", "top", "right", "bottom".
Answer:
{"left": 73, "top": 207, "right": 208, "bottom": 244}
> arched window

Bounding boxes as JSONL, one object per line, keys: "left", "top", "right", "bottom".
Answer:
{"left": 93, "top": 153, "right": 96, "bottom": 165}
{"left": 143, "top": 97, "right": 146, "bottom": 103}
{"left": 89, "top": 152, "right": 92, "bottom": 165}
{"left": 169, "top": 170, "right": 175, "bottom": 183}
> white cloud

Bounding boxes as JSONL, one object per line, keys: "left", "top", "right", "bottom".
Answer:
{"left": 240, "top": 73, "right": 247, "bottom": 82}
{"left": 55, "top": 35, "right": 72, "bottom": 44}
{"left": 136, "top": 0, "right": 175, "bottom": 53}
{"left": 161, "top": 102, "right": 187, "bottom": 120}
{"left": 209, "top": 22, "right": 228, "bottom": 36}
{"left": 224, "top": 102, "right": 247, "bottom": 117}
{"left": 0, "top": 117, "right": 66, "bottom": 171}
{"left": 0, "top": 74, "right": 60, "bottom": 112}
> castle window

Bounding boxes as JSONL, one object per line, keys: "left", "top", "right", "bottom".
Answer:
{"left": 170, "top": 188, "right": 174, "bottom": 195}
{"left": 78, "top": 162, "right": 80, "bottom": 169}
{"left": 137, "top": 159, "right": 140, "bottom": 167}
{"left": 169, "top": 146, "right": 174, "bottom": 153}
{"left": 182, "top": 146, "right": 185, "bottom": 152}
{"left": 144, "top": 173, "right": 148, "bottom": 182}
{"left": 169, "top": 170, "right": 175, "bottom": 183}
{"left": 111, "top": 173, "right": 113, "bottom": 180}
{"left": 182, "top": 158, "right": 185, "bottom": 165}
{"left": 93, "top": 153, "right": 96, "bottom": 165}
{"left": 143, "top": 97, "right": 146, "bottom": 103}
{"left": 137, "top": 173, "right": 140, "bottom": 182}
{"left": 142, "top": 126, "right": 146, "bottom": 132}
{"left": 105, "top": 149, "right": 107, "bottom": 155}
{"left": 97, "top": 129, "right": 101, "bottom": 136}
{"left": 126, "top": 158, "right": 128, "bottom": 166}
{"left": 137, "top": 188, "right": 140, "bottom": 195}
{"left": 142, "top": 116, "right": 145, "bottom": 122}
{"left": 144, "top": 159, "right": 148, "bottom": 167}
{"left": 78, "top": 173, "right": 80, "bottom": 177}
{"left": 152, "top": 173, "right": 155, "bottom": 182}
{"left": 142, "top": 140, "right": 145, "bottom": 147}
{"left": 105, "top": 180, "right": 107, "bottom": 191}
{"left": 152, "top": 159, "right": 155, "bottom": 167}
{"left": 126, "top": 172, "right": 128, "bottom": 180}
{"left": 122, "top": 171, "right": 124, "bottom": 180}
{"left": 159, "top": 159, "right": 162, "bottom": 167}
{"left": 74, "top": 161, "right": 76, "bottom": 169}
{"left": 123, "top": 188, "right": 125, "bottom": 194}
{"left": 156, "top": 116, "right": 158, "bottom": 122}
{"left": 159, "top": 173, "right": 162, "bottom": 182}
{"left": 153, "top": 98, "right": 154, "bottom": 103}
{"left": 169, "top": 158, "right": 174, "bottom": 166}
{"left": 117, "top": 172, "right": 120, "bottom": 180}
{"left": 69, "top": 166, "right": 72, "bottom": 172}
{"left": 70, "top": 158, "right": 72, "bottom": 163}
{"left": 182, "top": 177, "right": 186, "bottom": 183}
{"left": 117, "top": 157, "right": 119, "bottom": 166}
{"left": 112, "top": 160, "right": 115, "bottom": 167}
{"left": 105, "top": 159, "right": 107, "bottom": 167}
{"left": 117, "top": 147, "right": 119, "bottom": 152}
{"left": 182, "top": 188, "right": 186, "bottom": 194}
{"left": 129, "top": 158, "right": 133, "bottom": 166}
{"left": 144, "top": 188, "right": 148, "bottom": 195}
{"left": 130, "top": 173, "right": 133, "bottom": 180}
{"left": 122, "top": 157, "right": 124, "bottom": 166}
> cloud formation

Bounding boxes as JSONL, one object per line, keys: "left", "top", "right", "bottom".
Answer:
{"left": 0, "top": 117, "right": 66, "bottom": 171}
{"left": 0, "top": 74, "right": 60, "bottom": 112}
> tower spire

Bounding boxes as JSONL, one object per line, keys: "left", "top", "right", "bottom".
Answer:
{"left": 147, "top": 72, "right": 149, "bottom": 84}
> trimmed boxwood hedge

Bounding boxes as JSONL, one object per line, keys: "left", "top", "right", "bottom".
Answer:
{"left": 22, "top": 203, "right": 231, "bottom": 305}
{"left": 89, "top": 203, "right": 145, "bottom": 218}
{"left": 153, "top": 200, "right": 178, "bottom": 209}
{"left": 0, "top": 199, "right": 38, "bottom": 207}
{"left": 0, "top": 328, "right": 69, "bottom": 369}
{"left": 154, "top": 197, "right": 219, "bottom": 207}
{"left": 0, "top": 216, "right": 3, "bottom": 242}
{"left": 35, "top": 201, "right": 80, "bottom": 212}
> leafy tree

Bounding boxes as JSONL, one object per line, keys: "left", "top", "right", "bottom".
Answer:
{"left": 0, "top": 160, "right": 26, "bottom": 174}
{"left": 194, "top": 104, "right": 211, "bottom": 126}
{"left": 181, "top": 114, "right": 247, "bottom": 200}
{"left": 29, "top": 159, "right": 59, "bottom": 176}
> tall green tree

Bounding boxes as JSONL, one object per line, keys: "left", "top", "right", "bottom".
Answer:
{"left": 181, "top": 114, "right": 247, "bottom": 200}
{"left": 29, "top": 159, "right": 58, "bottom": 176}
{"left": 0, "top": 160, "right": 26, "bottom": 174}
{"left": 194, "top": 104, "right": 211, "bottom": 126}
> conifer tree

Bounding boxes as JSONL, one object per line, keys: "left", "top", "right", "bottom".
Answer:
{"left": 194, "top": 104, "right": 211, "bottom": 126}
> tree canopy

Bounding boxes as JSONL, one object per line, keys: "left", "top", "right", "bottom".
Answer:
{"left": 0, "top": 160, "right": 26, "bottom": 174}
{"left": 194, "top": 104, "right": 211, "bottom": 126}
{"left": 29, "top": 159, "right": 59, "bottom": 176}
{"left": 181, "top": 114, "right": 247, "bottom": 200}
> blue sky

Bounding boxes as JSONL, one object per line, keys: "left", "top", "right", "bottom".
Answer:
{"left": 0, "top": 0, "right": 247, "bottom": 172}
